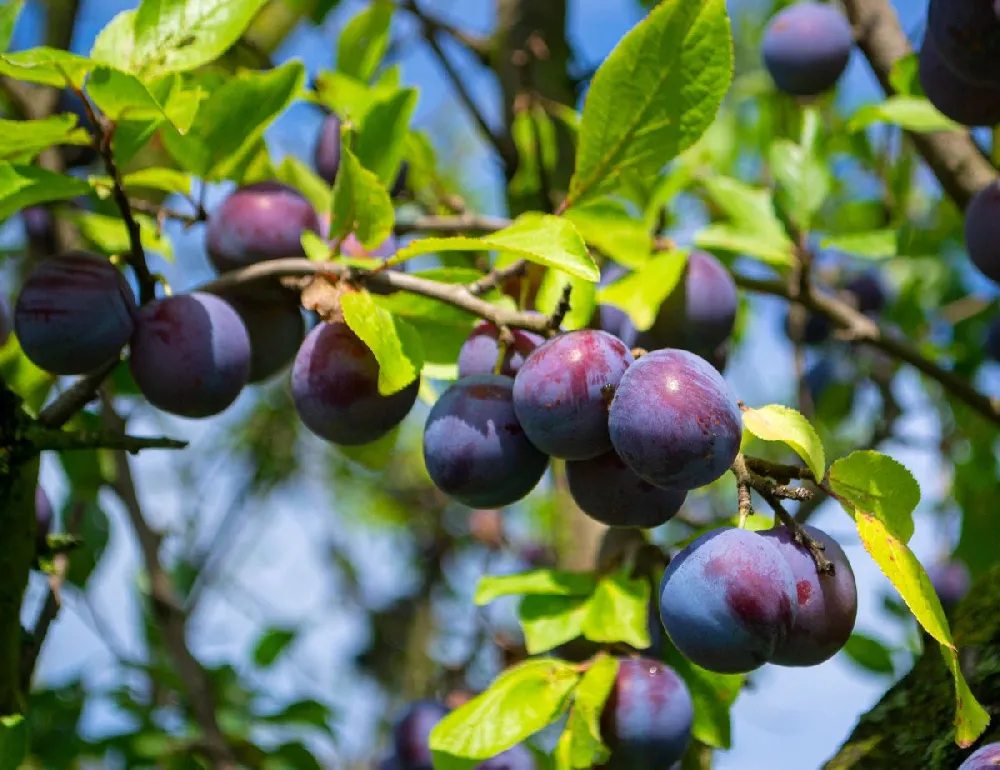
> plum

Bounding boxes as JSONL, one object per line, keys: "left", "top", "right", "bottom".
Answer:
{"left": 393, "top": 700, "right": 448, "bottom": 770}
{"left": 457, "top": 322, "right": 544, "bottom": 379}
{"left": 609, "top": 349, "right": 741, "bottom": 491}
{"left": 965, "top": 181, "right": 1000, "bottom": 285}
{"left": 760, "top": 525, "right": 858, "bottom": 666}
{"left": 959, "top": 742, "right": 1000, "bottom": 769}
{"left": 477, "top": 744, "right": 535, "bottom": 770}
{"left": 339, "top": 232, "right": 398, "bottom": 259}
{"left": 14, "top": 252, "right": 136, "bottom": 375}
{"left": 927, "top": 560, "right": 971, "bottom": 611}
{"left": 377, "top": 757, "right": 402, "bottom": 770}
{"left": 659, "top": 527, "right": 797, "bottom": 673}
{"left": 215, "top": 291, "right": 305, "bottom": 383}
{"left": 565, "top": 450, "right": 686, "bottom": 528}
{"left": 206, "top": 181, "right": 321, "bottom": 273}
{"left": 292, "top": 321, "right": 419, "bottom": 445}
{"left": 845, "top": 273, "right": 886, "bottom": 314}
{"left": 423, "top": 374, "right": 549, "bottom": 508}
{"left": 315, "top": 113, "right": 342, "bottom": 185}
{"left": 919, "top": 37, "right": 1000, "bottom": 128}
{"left": 639, "top": 251, "right": 738, "bottom": 357}
{"left": 987, "top": 318, "right": 1000, "bottom": 361}
{"left": 22, "top": 206, "right": 58, "bottom": 255}
{"left": 512, "top": 330, "right": 633, "bottom": 460}
{"left": 130, "top": 293, "right": 250, "bottom": 418}
{"left": 926, "top": 0, "right": 1000, "bottom": 87}
{"left": 35, "top": 487, "right": 53, "bottom": 555}
{"left": 804, "top": 357, "right": 836, "bottom": 404}
{"left": 762, "top": 2, "right": 854, "bottom": 97}
{"left": 785, "top": 311, "right": 833, "bottom": 346}
{"left": 0, "top": 295, "right": 9, "bottom": 347}
{"left": 600, "top": 658, "right": 693, "bottom": 769}
{"left": 598, "top": 304, "right": 638, "bottom": 348}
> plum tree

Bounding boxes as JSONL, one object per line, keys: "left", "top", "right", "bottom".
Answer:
{"left": 761, "top": 2, "right": 854, "bottom": 97}
{"left": 926, "top": 0, "right": 1000, "bottom": 87}
{"left": 964, "top": 181, "right": 1000, "bottom": 285}
{"left": 609, "top": 349, "right": 742, "bottom": 490}
{"left": 565, "top": 451, "right": 686, "bottom": 528}
{"left": 512, "top": 330, "right": 633, "bottom": 460}
{"left": 215, "top": 290, "right": 305, "bottom": 383}
{"left": 959, "top": 742, "right": 1000, "bottom": 770}
{"left": 927, "top": 560, "right": 971, "bottom": 612}
{"left": 130, "top": 293, "right": 251, "bottom": 418}
{"left": 392, "top": 700, "right": 449, "bottom": 770}
{"left": 659, "top": 527, "right": 797, "bottom": 674}
{"left": 314, "top": 112, "right": 342, "bottom": 185}
{"left": 424, "top": 374, "right": 549, "bottom": 508}
{"left": 918, "top": 38, "right": 1000, "bottom": 128}
{"left": 457, "top": 321, "right": 544, "bottom": 378}
{"left": 638, "top": 251, "right": 738, "bottom": 357}
{"left": 292, "top": 321, "right": 419, "bottom": 445}
{"left": 599, "top": 658, "right": 693, "bottom": 769}
{"left": 760, "top": 525, "right": 858, "bottom": 666}
{"left": 14, "top": 252, "right": 137, "bottom": 375}
{"left": 206, "top": 181, "right": 321, "bottom": 273}
{"left": 35, "top": 487, "right": 53, "bottom": 556}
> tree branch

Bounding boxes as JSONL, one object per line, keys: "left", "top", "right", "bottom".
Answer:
{"left": 841, "top": 0, "right": 996, "bottom": 209}
{"left": 36, "top": 361, "right": 118, "bottom": 430}
{"left": 25, "top": 426, "right": 187, "bottom": 454}
{"left": 400, "top": 0, "right": 492, "bottom": 64}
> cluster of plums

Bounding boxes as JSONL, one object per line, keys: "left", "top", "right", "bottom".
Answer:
{"left": 381, "top": 657, "right": 695, "bottom": 769}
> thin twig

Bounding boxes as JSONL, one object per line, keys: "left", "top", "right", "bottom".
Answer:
{"left": 26, "top": 426, "right": 187, "bottom": 453}
{"left": 547, "top": 284, "right": 573, "bottom": 331}
{"left": 36, "top": 360, "right": 118, "bottom": 430}
{"left": 468, "top": 259, "right": 527, "bottom": 296}
{"left": 400, "top": 0, "right": 492, "bottom": 64}
{"left": 760, "top": 488, "right": 834, "bottom": 575}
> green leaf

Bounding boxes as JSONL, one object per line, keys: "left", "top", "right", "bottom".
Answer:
{"left": 555, "top": 656, "right": 618, "bottom": 769}
{"left": 563, "top": 199, "right": 652, "bottom": 269}
{"left": 510, "top": 105, "right": 558, "bottom": 202}
{"left": 663, "top": 645, "right": 743, "bottom": 749}
{"left": 314, "top": 70, "right": 396, "bottom": 124}
{"left": 742, "top": 404, "right": 825, "bottom": 481}
{"left": 328, "top": 142, "right": 395, "bottom": 249}
{"left": 0, "top": 163, "right": 91, "bottom": 220}
{"left": 340, "top": 289, "right": 422, "bottom": 395}
{"left": 336, "top": 1, "right": 393, "bottom": 83}
{"left": 475, "top": 570, "right": 598, "bottom": 605}
{"left": 829, "top": 450, "right": 920, "bottom": 543}
{"left": 97, "top": 0, "right": 269, "bottom": 79}
{"left": 71, "top": 211, "right": 173, "bottom": 260}
{"left": 581, "top": 574, "right": 650, "bottom": 649}
{"left": 0, "top": 337, "right": 54, "bottom": 415}
{"left": 259, "top": 699, "right": 332, "bottom": 733}
{"left": 694, "top": 224, "right": 794, "bottom": 266}
{"left": 393, "top": 215, "right": 597, "bottom": 282}
{"left": 697, "top": 175, "right": 793, "bottom": 265}
{"left": 566, "top": 0, "right": 732, "bottom": 208}
{"left": 0, "top": 1, "right": 23, "bottom": 53}
{"left": 842, "top": 632, "right": 894, "bottom": 675}
{"left": 0, "top": 714, "right": 27, "bottom": 770}
{"left": 429, "top": 658, "right": 580, "bottom": 767}
{"left": 353, "top": 87, "right": 417, "bottom": 186}
{"left": 535, "top": 268, "right": 596, "bottom": 331}
{"left": 847, "top": 96, "right": 960, "bottom": 134}
{"left": 0, "top": 116, "right": 90, "bottom": 162}
{"left": 821, "top": 229, "right": 898, "bottom": 260}
{"left": 276, "top": 155, "right": 332, "bottom": 217}
{"left": 120, "top": 167, "right": 193, "bottom": 195}
{"left": 769, "top": 137, "right": 830, "bottom": 233}
{"left": 0, "top": 47, "right": 96, "bottom": 87}
{"left": 520, "top": 594, "right": 590, "bottom": 655}
{"left": 66, "top": 501, "right": 111, "bottom": 587}
{"left": 596, "top": 250, "right": 687, "bottom": 331}
{"left": 162, "top": 61, "right": 304, "bottom": 180}
{"left": 852, "top": 510, "right": 989, "bottom": 747}
{"left": 253, "top": 628, "right": 296, "bottom": 668}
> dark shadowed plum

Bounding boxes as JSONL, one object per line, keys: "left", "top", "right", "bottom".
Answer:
{"left": 512, "top": 330, "right": 633, "bottom": 460}
{"left": 609, "top": 349, "right": 741, "bottom": 491}
{"left": 965, "top": 181, "right": 1000, "bottom": 285}
{"left": 565, "top": 451, "right": 686, "bottom": 528}
{"left": 377, "top": 757, "right": 402, "bottom": 770}
{"left": 35, "top": 487, "right": 53, "bottom": 555}
{"left": 927, "top": 560, "right": 971, "bottom": 612}
{"left": 987, "top": 319, "right": 1000, "bottom": 361}
{"left": 959, "top": 742, "right": 1000, "bottom": 770}
{"left": 339, "top": 232, "right": 398, "bottom": 259}
{"left": 22, "top": 206, "right": 58, "bottom": 255}
{"left": 206, "top": 182, "right": 321, "bottom": 273}
{"left": 919, "top": 38, "right": 1000, "bottom": 128}
{"left": 292, "top": 321, "right": 419, "bottom": 445}
{"left": 804, "top": 357, "right": 836, "bottom": 404}
{"left": 926, "top": 0, "right": 1000, "bottom": 87}
{"left": 314, "top": 113, "right": 342, "bottom": 184}
{"left": 391, "top": 161, "right": 409, "bottom": 198}
{"left": 761, "top": 525, "right": 858, "bottom": 666}
{"left": 639, "top": 251, "right": 737, "bottom": 357}
{"left": 130, "top": 293, "right": 250, "bottom": 418}
{"left": 0, "top": 295, "right": 9, "bottom": 347}
{"left": 14, "top": 252, "right": 136, "bottom": 375}
{"left": 458, "top": 321, "right": 544, "bottom": 378}
{"left": 424, "top": 374, "right": 549, "bottom": 508}
{"left": 392, "top": 700, "right": 448, "bottom": 770}
{"left": 845, "top": 273, "right": 886, "bottom": 314}
{"left": 784, "top": 311, "right": 833, "bottom": 346}
{"left": 762, "top": 2, "right": 853, "bottom": 97}
{"left": 476, "top": 744, "right": 535, "bottom": 769}
{"left": 216, "top": 291, "right": 305, "bottom": 383}
{"left": 659, "top": 527, "right": 797, "bottom": 674}
{"left": 599, "top": 658, "right": 693, "bottom": 769}
{"left": 598, "top": 304, "right": 638, "bottom": 348}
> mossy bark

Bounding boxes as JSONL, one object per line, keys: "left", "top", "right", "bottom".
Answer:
{"left": 826, "top": 565, "right": 1000, "bottom": 768}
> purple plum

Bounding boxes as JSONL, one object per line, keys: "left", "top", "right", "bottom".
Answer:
{"left": 959, "top": 742, "right": 1000, "bottom": 769}
{"left": 315, "top": 113, "right": 342, "bottom": 185}
{"left": 457, "top": 321, "right": 544, "bottom": 379}
{"left": 215, "top": 291, "right": 305, "bottom": 383}
{"left": 392, "top": 700, "right": 449, "bottom": 770}
{"left": 762, "top": 2, "right": 854, "bottom": 97}
{"left": 965, "top": 181, "right": 1000, "bottom": 286}
{"left": 919, "top": 37, "right": 1000, "bottom": 128}
{"left": 927, "top": 560, "right": 971, "bottom": 611}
